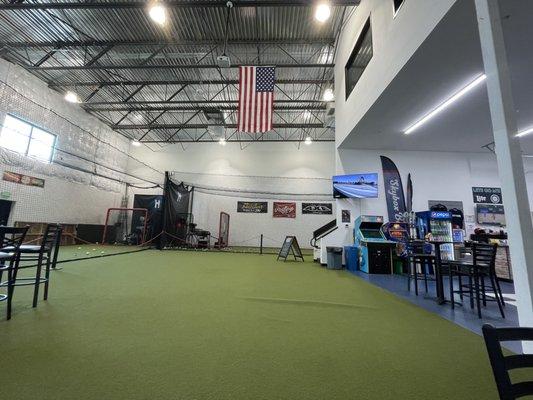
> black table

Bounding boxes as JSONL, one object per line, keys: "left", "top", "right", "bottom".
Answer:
{"left": 427, "top": 240, "right": 455, "bottom": 305}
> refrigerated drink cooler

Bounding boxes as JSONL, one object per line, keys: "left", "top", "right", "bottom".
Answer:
{"left": 415, "top": 211, "right": 455, "bottom": 261}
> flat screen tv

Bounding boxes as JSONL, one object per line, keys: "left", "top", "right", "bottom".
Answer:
{"left": 333, "top": 173, "right": 379, "bottom": 199}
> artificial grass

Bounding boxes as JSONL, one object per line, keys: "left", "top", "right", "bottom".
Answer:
{"left": 0, "top": 250, "right": 501, "bottom": 399}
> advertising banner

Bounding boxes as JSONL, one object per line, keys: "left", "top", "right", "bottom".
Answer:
{"left": 302, "top": 203, "right": 333, "bottom": 215}
{"left": 2, "top": 171, "right": 45, "bottom": 188}
{"left": 380, "top": 156, "right": 406, "bottom": 222}
{"left": 472, "top": 187, "right": 502, "bottom": 204}
{"left": 237, "top": 201, "right": 268, "bottom": 213}
{"left": 273, "top": 202, "right": 296, "bottom": 218}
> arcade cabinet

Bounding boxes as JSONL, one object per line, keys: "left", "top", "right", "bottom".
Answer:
{"left": 381, "top": 222, "right": 410, "bottom": 274}
{"left": 354, "top": 216, "right": 395, "bottom": 274}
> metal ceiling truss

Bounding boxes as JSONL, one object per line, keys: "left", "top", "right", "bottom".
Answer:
{"left": 0, "top": 1, "right": 359, "bottom": 10}
{"left": 0, "top": 0, "right": 346, "bottom": 145}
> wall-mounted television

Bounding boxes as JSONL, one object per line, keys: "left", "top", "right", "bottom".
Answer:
{"left": 333, "top": 173, "right": 379, "bottom": 199}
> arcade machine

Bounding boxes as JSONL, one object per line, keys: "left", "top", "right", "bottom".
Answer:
{"left": 354, "top": 216, "right": 395, "bottom": 274}
{"left": 381, "top": 222, "right": 410, "bottom": 274}
{"left": 415, "top": 211, "right": 455, "bottom": 261}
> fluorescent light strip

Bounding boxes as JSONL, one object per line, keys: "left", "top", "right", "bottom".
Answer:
{"left": 404, "top": 74, "right": 487, "bottom": 135}
{"left": 516, "top": 127, "right": 533, "bottom": 138}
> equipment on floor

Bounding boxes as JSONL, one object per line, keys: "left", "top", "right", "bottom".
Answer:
{"left": 354, "top": 216, "right": 395, "bottom": 274}
{"left": 277, "top": 236, "right": 304, "bottom": 262}
{"left": 310, "top": 219, "right": 337, "bottom": 262}
{"left": 102, "top": 208, "right": 148, "bottom": 245}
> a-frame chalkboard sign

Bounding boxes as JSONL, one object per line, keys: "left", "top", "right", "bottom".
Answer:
{"left": 277, "top": 236, "right": 304, "bottom": 262}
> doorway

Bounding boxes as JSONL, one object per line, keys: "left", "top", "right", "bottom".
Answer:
{"left": 0, "top": 200, "right": 13, "bottom": 225}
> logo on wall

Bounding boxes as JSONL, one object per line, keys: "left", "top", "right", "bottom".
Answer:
{"left": 341, "top": 209, "right": 351, "bottom": 223}
{"left": 472, "top": 187, "right": 502, "bottom": 204}
{"left": 302, "top": 203, "right": 333, "bottom": 215}
{"left": 237, "top": 201, "right": 268, "bottom": 213}
{"left": 273, "top": 202, "right": 296, "bottom": 218}
{"left": 2, "top": 171, "right": 45, "bottom": 188}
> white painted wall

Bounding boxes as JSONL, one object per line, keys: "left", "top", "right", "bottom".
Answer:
{"left": 334, "top": 148, "right": 533, "bottom": 241}
{"left": 128, "top": 142, "right": 336, "bottom": 248}
{"left": 335, "top": 0, "right": 457, "bottom": 144}
{"left": 0, "top": 59, "right": 135, "bottom": 225}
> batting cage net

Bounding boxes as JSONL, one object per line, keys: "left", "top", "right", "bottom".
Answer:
{"left": 102, "top": 208, "right": 148, "bottom": 246}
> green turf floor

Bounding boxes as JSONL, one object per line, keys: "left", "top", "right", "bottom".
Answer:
{"left": 1, "top": 250, "right": 502, "bottom": 399}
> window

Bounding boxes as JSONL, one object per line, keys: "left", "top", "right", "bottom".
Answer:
{"left": 0, "top": 115, "right": 56, "bottom": 162}
{"left": 345, "top": 18, "right": 373, "bottom": 99}
{"left": 393, "top": 0, "right": 405, "bottom": 15}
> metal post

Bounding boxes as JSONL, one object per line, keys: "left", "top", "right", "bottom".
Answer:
{"left": 475, "top": 0, "right": 533, "bottom": 352}
{"left": 260, "top": 234, "right": 263, "bottom": 255}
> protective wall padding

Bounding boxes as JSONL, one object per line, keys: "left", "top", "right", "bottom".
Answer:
{"left": 0, "top": 59, "right": 164, "bottom": 225}
{"left": 159, "top": 172, "right": 193, "bottom": 249}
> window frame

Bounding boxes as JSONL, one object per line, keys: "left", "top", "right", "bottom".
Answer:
{"left": 344, "top": 17, "right": 373, "bottom": 100}
{"left": 393, "top": 0, "right": 406, "bottom": 17}
{"left": 0, "top": 114, "right": 57, "bottom": 163}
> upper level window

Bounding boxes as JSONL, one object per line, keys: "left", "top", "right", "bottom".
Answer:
{"left": 0, "top": 115, "right": 56, "bottom": 163}
{"left": 393, "top": 0, "right": 405, "bottom": 15}
{"left": 345, "top": 18, "right": 373, "bottom": 99}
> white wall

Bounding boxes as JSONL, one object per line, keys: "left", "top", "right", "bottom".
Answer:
{"left": 128, "top": 142, "right": 336, "bottom": 248}
{"left": 335, "top": 148, "right": 533, "bottom": 240}
{"left": 335, "top": 0, "right": 456, "bottom": 144}
{"left": 0, "top": 59, "right": 136, "bottom": 225}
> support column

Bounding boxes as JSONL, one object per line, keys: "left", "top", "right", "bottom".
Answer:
{"left": 475, "top": 0, "right": 533, "bottom": 352}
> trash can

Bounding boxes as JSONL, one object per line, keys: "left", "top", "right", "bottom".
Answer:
{"left": 344, "top": 246, "right": 358, "bottom": 272}
{"left": 326, "top": 246, "right": 343, "bottom": 270}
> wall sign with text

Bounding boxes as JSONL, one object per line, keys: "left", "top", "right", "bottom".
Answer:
{"left": 472, "top": 187, "right": 502, "bottom": 204}
{"left": 273, "top": 202, "right": 296, "bottom": 218}
{"left": 301, "top": 203, "right": 333, "bottom": 215}
{"left": 237, "top": 201, "right": 268, "bottom": 213}
{"left": 3, "top": 171, "right": 45, "bottom": 188}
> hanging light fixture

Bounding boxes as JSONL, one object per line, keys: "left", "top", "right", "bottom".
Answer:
{"left": 304, "top": 136, "right": 313, "bottom": 145}
{"left": 315, "top": 3, "right": 331, "bottom": 23}
{"left": 149, "top": 3, "right": 167, "bottom": 25}
{"left": 64, "top": 91, "right": 80, "bottom": 103}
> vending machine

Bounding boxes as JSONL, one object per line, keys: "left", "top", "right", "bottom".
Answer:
{"left": 415, "top": 211, "right": 455, "bottom": 261}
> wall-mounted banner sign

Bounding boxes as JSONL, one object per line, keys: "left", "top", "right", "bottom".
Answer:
{"left": 342, "top": 209, "right": 351, "bottom": 223}
{"left": 0, "top": 191, "right": 11, "bottom": 200}
{"left": 273, "top": 202, "right": 296, "bottom": 218}
{"left": 2, "top": 171, "right": 45, "bottom": 188}
{"left": 302, "top": 203, "right": 333, "bottom": 215}
{"left": 472, "top": 187, "right": 502, "bottom": 204}
{"left": 380, "top": 156, "right": 407, "bottom": 222}
{"left": 237, "top": 201, "right": 268, "bottom": 213}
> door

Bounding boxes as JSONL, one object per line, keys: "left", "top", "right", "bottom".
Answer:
{"left": 0, "top": 200, "right": 13, "bottom": 225}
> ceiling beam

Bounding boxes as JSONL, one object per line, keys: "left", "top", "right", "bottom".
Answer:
{"left": 0, "top": 39, "right": 335, "bottom": 48}
{"left": 90, "top": 105, "right": 327, "bottom": 112}
{"left": 0, "top": 1, "right": 359, "bottom": 10}
{"left": 84, "top": 99, "right": 327, "bottom": 106}
{"left": 139, "top": 138, "right": 335, "bottom": 143}
{"left": 49, "top": 79, "right": 331, "bottom": 88}
{"left": 28, "top": 63, "right": 333, "bottom": 71}
{"left": 113, "top": 123, "right": 327, "bottom": 130}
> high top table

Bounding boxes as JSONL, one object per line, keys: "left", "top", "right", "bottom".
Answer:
{"left": 427, "top": 240, "right": 455, "bottom": 305}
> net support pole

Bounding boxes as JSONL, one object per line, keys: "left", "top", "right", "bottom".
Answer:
{"left": 260, "top": 234, "right": 263, "bottom": 255}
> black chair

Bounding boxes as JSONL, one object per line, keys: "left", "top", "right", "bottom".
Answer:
{"left": 406, "top": 240, "right": 436, "bottom": 295}
{"left": 449, "top": 242, "right": 504, "bottom": 319}
{"left": 0, "top": 226, "right": 28, "bottom": 319}
{"left": 1, "top": 224, "right": 62, "bottom": 307}
{"left": 482, "top": 324, "right": 533, "bottom": 399}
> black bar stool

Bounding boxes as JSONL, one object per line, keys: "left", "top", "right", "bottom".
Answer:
{"left": 1, "top": 224, "right": 62, "bottom": 308}
{"left": 0, "top": 226, "right": 29, "bottom": 319}
{"left": 406, "top": 240, "right": 436, "bottom": 295}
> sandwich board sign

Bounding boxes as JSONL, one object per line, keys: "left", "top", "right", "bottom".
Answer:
{"left": 277, "top": 236, "right": 304, "bottom": 262}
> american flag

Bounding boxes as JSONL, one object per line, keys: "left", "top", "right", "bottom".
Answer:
{"left": 238, "top": 66, "right": 275, "bottom": 133}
